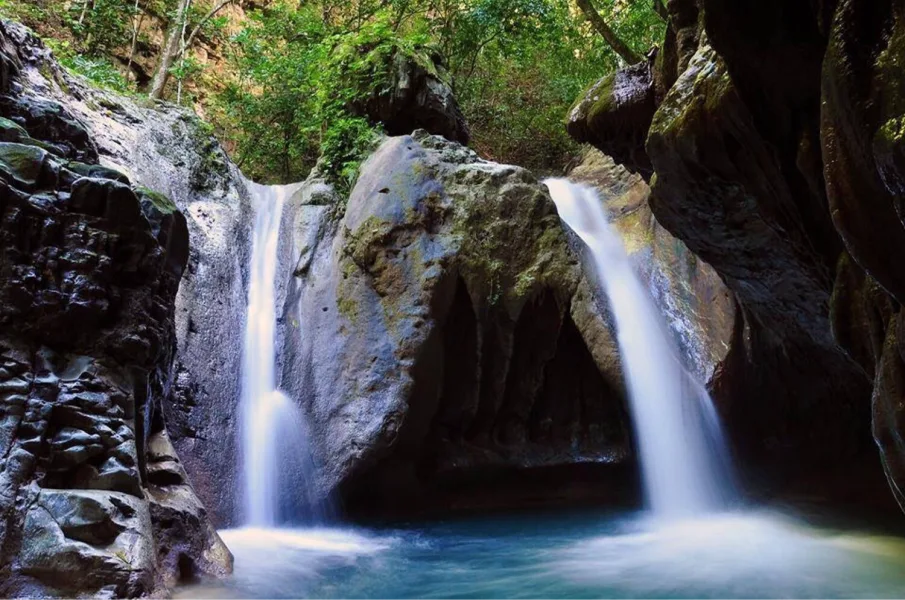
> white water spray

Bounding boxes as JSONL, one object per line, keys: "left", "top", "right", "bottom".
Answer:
{"left": 241, "top": 181, "right": 316, "bottom": 527}
{"left": 545, "top": 178, "right": 731, "bottom": 518}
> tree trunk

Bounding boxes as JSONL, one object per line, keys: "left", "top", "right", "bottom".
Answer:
{"left": 652, "top": 0, "right": 668, "bottom": 22}
{"left": 127, "top": 0, "right": 144, "bottom": 73}
{"left": 148, "top": 0, "right": 236, "bottom": 100}
{"left": 575, "top": 0, "right": 642, "bottom": 64}
{"left": 148, "top": 0, "right": 190, "bottom": 99}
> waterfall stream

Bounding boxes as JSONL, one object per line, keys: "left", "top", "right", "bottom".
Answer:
{"left": 544, "top": 178, "right": 732, "bottom": 518}
{"left": 241, "top": 181, "right": 316, "bottom": 527}
{"left": 181, "top": 178, "right": 905, "bottom": 600}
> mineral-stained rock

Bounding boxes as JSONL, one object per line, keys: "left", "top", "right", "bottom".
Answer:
{"left": 568, "top": 149, "right": 736, "bottom": 389}
{"left": 0, "top": 19, "right": 231, "bottom": 597}
{"left": 279, "top": 131, "right": 635, "bottom": 516}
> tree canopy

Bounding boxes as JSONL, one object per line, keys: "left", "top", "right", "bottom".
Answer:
{"left": 0, "top": 0, "right": 666, "bottom": 183}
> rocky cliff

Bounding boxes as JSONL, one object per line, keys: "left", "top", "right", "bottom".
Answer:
{"left": 0, "top": 20, "right": 231, "bottom": 598}
{"left": 567, "top": 0, "right": 903, "bottom": 506}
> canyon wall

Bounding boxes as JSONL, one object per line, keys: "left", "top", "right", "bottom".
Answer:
{"left": 0, "top": 21, "right": 231, "bottom": 597}
{"left": 568, "top": 0, "right": 902, "bottom": 506}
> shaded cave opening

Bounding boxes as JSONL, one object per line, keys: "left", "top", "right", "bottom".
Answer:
{"left": 340, "top": 280, "right": 638, "bottom": 518}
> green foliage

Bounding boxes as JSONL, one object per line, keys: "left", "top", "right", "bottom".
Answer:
{"left": 60, "top": 52, "right": 134, "bottom": 92}
{"left": 211, "top": 0, "right": 665, "bottom": 183}
{"left": 64, "top": 0, "right": 135, "bottom": 56}
{"left": 3, "top": 0, "right": 666, "bottom": 183}
{"left": 212, "top": 4, "right": 393, "bottom": 187}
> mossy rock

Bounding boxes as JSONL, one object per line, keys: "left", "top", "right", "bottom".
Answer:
{"left": 0, "top": 116, "right": 27, "bottom": 142}
{"left": 65, "top": 161, "right": 130, "bottom": 185}
{"left": 565, "top": 60, "right": 655, "bottom": 174}
{"left": 0, "top": 141, "right": 48, "bottom": 188}
{"left": 134, "top": 186, "right": 177, "bottom": 215}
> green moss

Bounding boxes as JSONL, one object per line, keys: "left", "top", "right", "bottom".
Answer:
{"left": 584, "top": 74, "right": 618, "bottom": 123}
{"left": 0, "top": 117, "right": 27, "bottom": 143}
{"left": 0, "top": 142, "right": 48, "bottom": 187}
{"left": 134, "top": 186, "right": 177, "bottom": 214}
{"left": 65, "top": 161, "right": 130, "bottom": 184}
{"left": 337, "top": 291, "right": 360, "bottom": 322}
{"left": 879, "top": 116, "right": 905, "bottom": 145}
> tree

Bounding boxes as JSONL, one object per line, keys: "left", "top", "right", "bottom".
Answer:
{"left": 575, "top": 0, "right": 641, "bottom": 64}
{"left": 148, "top": 0, "right": 235, "bottom": 99}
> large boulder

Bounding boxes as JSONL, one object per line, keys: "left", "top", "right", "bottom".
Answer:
{"left": 566, "top": 59, "right": 657, "bottom": 176}
{"left": 279, "top": 132, "right": 635, "bottom": 516}
{"left": 350, "top": 47, "right": 470, "bottom": 145}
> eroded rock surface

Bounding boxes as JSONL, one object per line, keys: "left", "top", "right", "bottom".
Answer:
{"left": 567, "top": 149, "right": 736, "bottom": 388}
{"left": 566, "top": 0, "right": 904, "bottom": 505}
{"left": 0, "top": 20, "right": 231, "bottom": 597}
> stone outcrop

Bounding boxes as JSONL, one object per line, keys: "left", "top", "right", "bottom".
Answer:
{"left": 0, "top": 20, "right": 231, "bottom": 597}
{"left": 279, "top": 132, "right": 635, "bottom": 516}
{"left": 566, "top": 0, "right": 903, "bottom": 504}
{"left": 353, "top": 49, "right": 470, "bottom": 146}
{"left": 0, "top": 20, "right": 255, "bottom": 527}
{"left": 567, "top": 60, "right": 657, "bottom": 176}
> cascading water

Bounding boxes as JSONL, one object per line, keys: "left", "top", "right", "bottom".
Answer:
{"left": 544, "top": 178, "right": 731, "bottom": 518}
{"left": 241, "top": 181, "right": 318, "bottom": 527}
{"left": 181, "top": 177, "right": 905, "bottom": 600}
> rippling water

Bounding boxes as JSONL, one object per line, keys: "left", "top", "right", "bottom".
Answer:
{"left": 176, "top": 509, "right": 905, "bottom": 598}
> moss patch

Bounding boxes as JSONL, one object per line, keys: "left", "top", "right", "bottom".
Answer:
{"left": 135, "top": 186, "right": 177, "bottom": 214}
{"left": 0, "top": 142, "right": 48, "bottom": 187}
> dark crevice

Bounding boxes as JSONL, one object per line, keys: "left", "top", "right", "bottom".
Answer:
{"left": 430, "top": 278, "right": 480, "bottom": 443}
{"left": 529, "top": 312, "right": 628, "bottom": 451}
{"left": 492, "top": 290, "right": 563, "bottom": 446}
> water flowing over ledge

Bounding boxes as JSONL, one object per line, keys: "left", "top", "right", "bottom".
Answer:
{"left": 241, "top": 181, "right": 321, "bottom": 527}
{"left": 544, "top": 178, "right": 733, "bottom": 518}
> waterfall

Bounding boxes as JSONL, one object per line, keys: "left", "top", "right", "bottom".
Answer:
{"left": 544, "top": 178, "right": 731, "bottom": 518}
{"left": 241, "top": 181, "right": 317, "bottom": 527}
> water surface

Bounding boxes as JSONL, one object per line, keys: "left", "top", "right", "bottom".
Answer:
{"left": 176, "top": 508, "right": 905, "bottom": 598}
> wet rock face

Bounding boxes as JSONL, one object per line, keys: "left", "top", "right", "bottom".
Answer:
{"left": 565, "top": 0, "right": 905, "bottom": 500}
{"left": 0, "top": 19, "right": 252, "bottom": 526}
{"left": 281, "top": 132, "right": 636, "bottom": 516}
{"left": 0, "top": 20, "right": 231, "bottom": 597}
{"left": 567, "top": 149, "right": 736, "bottom": 388}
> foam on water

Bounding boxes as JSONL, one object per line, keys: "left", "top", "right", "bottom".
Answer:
{"left": 176, "top": 510, "right": 905, "bottom": 599}
{"left": 551, "top": 511, "right": 905, "bottom": 597}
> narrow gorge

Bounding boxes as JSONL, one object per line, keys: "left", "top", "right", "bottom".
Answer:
{"left": 1, "top": 0, "right": 905, "bottom": 597}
